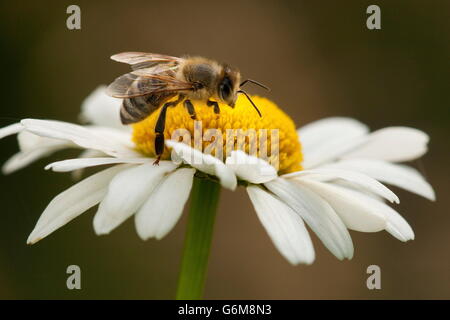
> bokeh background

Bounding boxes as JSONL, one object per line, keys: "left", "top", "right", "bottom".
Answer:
{"left": 0, "top": 0, "right": 449, "bottom": 299}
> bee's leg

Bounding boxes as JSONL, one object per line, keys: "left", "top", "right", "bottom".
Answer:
{"left": 153, "top": 106, "right": 168, "bottom": 166}
{"left": 184, "top": 99, "right": 197, "bottom": 120}
{"left": 207, "top": 100, "right": 220, "bottom": 114}
{"left": 153, "top": 95, "right": 185, "bottom": 165}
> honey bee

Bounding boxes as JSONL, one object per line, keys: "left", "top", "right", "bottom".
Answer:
{"left": 106, "top": 52, "right": 269, "bottom": 164}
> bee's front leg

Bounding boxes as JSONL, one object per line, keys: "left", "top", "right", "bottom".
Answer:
{"left": 153, "top": 95, "right": 185, "bottom": 165}
{"left": 184, "top": 99, "right": 197, "bottom": 120}
{"left": 206, "top": 100, "right": 220, "bottom": 114}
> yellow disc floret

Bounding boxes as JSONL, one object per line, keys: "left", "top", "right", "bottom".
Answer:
{"left": 132, "top": 95, "right": 303, "bottom": 174}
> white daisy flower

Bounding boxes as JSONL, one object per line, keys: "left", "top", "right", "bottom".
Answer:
{"left": 0, "top": 86, "right": 435, "bottom": 267}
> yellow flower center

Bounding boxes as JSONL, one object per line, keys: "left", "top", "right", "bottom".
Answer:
{"left": 132, "top": 95, "right": 303, "bottom": 174}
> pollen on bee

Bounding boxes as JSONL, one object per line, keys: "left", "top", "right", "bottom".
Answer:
{"left": 131, "top": 95, "right": 303, "bottom": 174}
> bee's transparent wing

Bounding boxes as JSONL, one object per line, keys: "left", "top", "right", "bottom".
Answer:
{"left": 131, "top": 64, "right": 179, "bottom": 77}
{"left": 107, "top": 72, "right": 193, "bottom": 98}
{"left": 110, "top": 52, "right": 183, "bottom": 70}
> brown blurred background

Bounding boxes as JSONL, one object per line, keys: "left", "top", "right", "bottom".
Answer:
{"left": 0, "top": 0, "right": 449, "bottom": 299}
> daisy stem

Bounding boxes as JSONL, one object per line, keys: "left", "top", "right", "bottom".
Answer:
{"left": 176, "top": 177, "right": 221, "bottom": 300}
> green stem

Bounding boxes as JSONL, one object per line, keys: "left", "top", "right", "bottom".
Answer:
{"left": 176, "top": 177, "right": 221, "bottom": 300}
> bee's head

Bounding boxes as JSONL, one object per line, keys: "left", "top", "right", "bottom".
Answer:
{"left": 218, "top": 65, "right": 241, "bottom": 107}
{"left": 218, "top": 64, "right": 269, "bottom": 118}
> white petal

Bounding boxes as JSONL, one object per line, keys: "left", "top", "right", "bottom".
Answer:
{"left": 342, "top": 127, "right": 429, "bottom": 162}
{"left": 298, "top": 117, "right": 367, "bottom": 149}
{"left": 71, "top": 149, "right": 107, "bottom": 180}
{"left": 336, "top": 186, "right": 414, "bottom": 241}
{"left": 330, "top": 180, "right": 385, "bottom": 202}
{"left": 0, "top": 123, "right": 23, "bottom": 139}
{"left": 166, "top": 140, "right": 237, "bottom": 190}
{"left": 247, "top": 186, "right": 315, "bottom": 265}
{"left": 93, "top": 162, "right": 177, "bottom": 235}
{"left": 296, "top": 179, "right": 387, "bottom": 232}
{"left": 225, "top": 150, "right": 277, "bottom": 184}
{"left": 265, "top": 178, "right": 354, "bottom": 260}
{"left": 284, "top": 168, "right": 399, "bottom": 204}
{"left": 2, "top": 131, "right": 76, "bottom": 174}
{"left": 80, "top": 85, "right": 127, "bottom": 130}
{"left": 297, "top": 117, "right": 369, "bottom": 169}
{"left": 88, "top": 126, "right": 135, "bottom": 149}
{"left": 45, "top": 157, "right": 151, "bottom": 172}
{"left": 20, "top": 119, "right": 138, "bottom": 158}
{"left": 135, "top": 168, "right": 195, "bottom": 240}
{"left": 384, "top": 211, "right": 415, "bottom": 242}
{"left": 322, "top": 159, "right": 435, "bottom": 201}
{"left": 27, "top": 164, "right": 127, "bottom": 244}
{"left": 2, "top": 146, "right": 63, "bottom": 175}
{"left": 17, "top": 130, "right": 73, "bottom": 152}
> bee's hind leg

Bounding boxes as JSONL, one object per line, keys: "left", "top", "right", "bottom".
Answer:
{"left": 184, "top": 99, "right": 197, "bottom": 120}
{"left": 153, "top": 95, "right": 185, "bottom": 165}
{"left": 207, "top": 100, "right": 220, "bottom": 114}
{"left": 153, "top": 105, "right": 169, "bottom": 166}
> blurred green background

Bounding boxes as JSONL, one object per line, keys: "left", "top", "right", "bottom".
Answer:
{"left": 0, "top": 0, "right": 449, "bottom": 299}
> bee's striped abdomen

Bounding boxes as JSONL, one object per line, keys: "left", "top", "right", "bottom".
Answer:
{"left": 120, "top": 93, "right": 177, "bottom": 125}
{"left": 120, "top": 96, "right": 149, "bottom": 124}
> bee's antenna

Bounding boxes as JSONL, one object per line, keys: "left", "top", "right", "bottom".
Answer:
{"left": 238, "top": 90, "right": 262, "bottom": 117}
{"left": 240, "top": 79, "right": 271, "bottom": 92}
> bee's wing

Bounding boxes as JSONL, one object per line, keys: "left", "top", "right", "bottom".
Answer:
{"left": 107, "top": 71, "right": 193, "bottom": 98}
{"left": 111, "top": 52, "right": 183, "bottom": 70}
{"left": 131, "top": 64, "right": 179, "bottom": 77}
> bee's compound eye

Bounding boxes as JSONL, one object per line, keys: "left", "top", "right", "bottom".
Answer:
{"left": 219, "top": 77, "right": 233, "bottom": 101}
{"left": 220, "top": 84, "right": 231, "bottom": 100}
